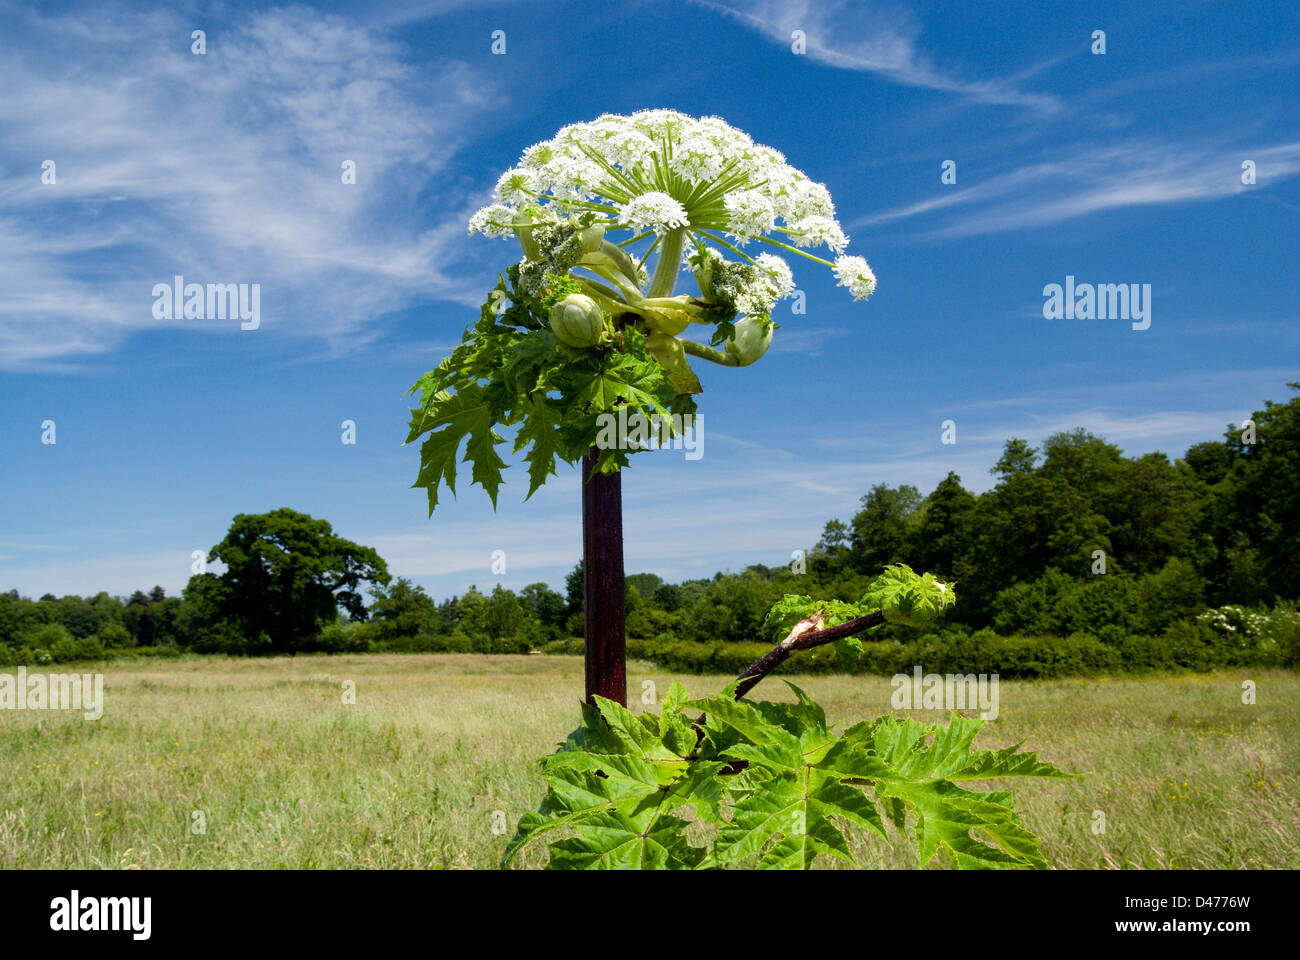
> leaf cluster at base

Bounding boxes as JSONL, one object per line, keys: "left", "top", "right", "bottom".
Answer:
{"left": 504, "top": 680, "right": 1074, "bottom": 870}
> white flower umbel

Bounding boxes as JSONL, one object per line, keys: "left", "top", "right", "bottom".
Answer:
{"left": 467, "top": 110, "right": 857, "bottom": 263}
{"left": 467, "top": 204, "right": 517, "bottom": 239}
{"left": 465, "top": 110, "right": 878, "bottom": 383}
{"left": 621, "top": 192, "right": 690, "bottom": 233}
{"left": 754, "top": 253, "right": 795, "bottom": 299}
{"left": 833, "top": 255, "right": 877, "bottom": 301}
{"left": 723, "top": 190, "right": 777, "bottom": 243}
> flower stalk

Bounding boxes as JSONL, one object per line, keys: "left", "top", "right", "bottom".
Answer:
{"left": 647, "top": 227, "right": 685, "bottom": 298}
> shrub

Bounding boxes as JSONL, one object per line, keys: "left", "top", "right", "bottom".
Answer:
{"left": 624, "top": 614, "right": 1290, "bottom": 680}
{"left": 23, "top": 623, "right": 74, "bottom": 651}
{"left": 317, "top": 621, "right": 373, "bottom": 653}
{"left": 96, "top": 623, "right": 133, "bottom": 649}
{"left": 541, "top": 638, "right": 584, "bottom": 656}
{"left": 1267, "top": 601, "right": 1300, "bottom": 666}
{"left": 104, "top": 645, "right": 182, "bottom": 660}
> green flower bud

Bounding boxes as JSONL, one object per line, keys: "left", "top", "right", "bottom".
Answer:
{"left": 578, "top": 224, "right": 605, "bottom": 254}
{"left": 549, "top": 294, "right": 606, "bottom": 348}
{"left": 724, "top": 315, "right": 773, "bottom": 366}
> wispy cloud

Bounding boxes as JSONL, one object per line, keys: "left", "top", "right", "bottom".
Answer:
{"left": 857, "top": 140, "right": 1300, "bottom": 237}
{"left": 0, "top": 4, "right": 500, "bottom": 369}
{"left": 692, "top": 0, "right": 1061, "bottom": 113}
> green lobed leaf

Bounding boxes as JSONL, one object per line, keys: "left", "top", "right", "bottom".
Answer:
{"left": 509, "top": 668, "right": 1074, "bottom": 870}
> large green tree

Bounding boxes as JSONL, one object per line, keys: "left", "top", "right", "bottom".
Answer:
{"left": 1222, "top": 384, "right": 1300, "bottom": 601}
{"left": 848, "top": 484, "right": 922, "bottom": 574}
{"left": 186, "top": 508, "right": 389, "bottom": 654}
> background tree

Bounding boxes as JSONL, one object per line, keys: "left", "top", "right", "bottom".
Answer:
{"left": 520, "top": 582, "right": 567, "bottom": 643}
{"left": 367, "top": 578, "right": 438, "bottom": 644}
{"left": 908, "top": 472, "right": 976, "bottom": 580}
{"left": 849, "top": 484, "right": 922, "bottom": 574}
{"left": 186, "top": 508, "right": 389, "bottom": 654}
{"left": 1222, "top": 384, "right": 1300, "bottom": 601}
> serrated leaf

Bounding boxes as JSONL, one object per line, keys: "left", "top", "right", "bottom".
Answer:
{"left": 509, "top": 673, "right": 1072, "bottom": 870}
{"left": 881, "top": 778, "right": 1032, "bottom": 869}
{"left": 512, "top": 396, "right": 565, "bottom": 499}
{"left": 716, "top": 769, "right": 885, "bottom": 868}
{"left": 547, "top": 809, "right": 704, "bottom": 870}
{"left": 406, "top": 384, "right": 508, "bottom": 512}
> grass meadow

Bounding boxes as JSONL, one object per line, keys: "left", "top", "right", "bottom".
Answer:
{"left": 1, "top": 654, "right": 1296, "bottom": 869}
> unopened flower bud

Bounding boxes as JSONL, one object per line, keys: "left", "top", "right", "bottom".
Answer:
{"left": 724, "top": 315, "right": 773, "bottom": 366}
{"left": 578, "top": 224, "right": 605, "bottom": 254}
{"left": 549, "top": 294, "right": 605, "bottom": 348}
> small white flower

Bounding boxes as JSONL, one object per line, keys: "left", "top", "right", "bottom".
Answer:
{"left": 833, "top": 255, "right": 877, "bottom": 301}
{"left": 670, "top": 134, "right": 726, "bottom": 184}
{"left": 629, "top": 108, "right": 690, "bottom": 140}
{"left": 753, "top": 253, "right": 794, "bottom": 298}
{"left": 468, "top": 203, "right": 516, "bottom": 238}
{"left": 494, "top": 167, "right": 539, "bottom": 206}
{"left": 519, "top": 140, "right": 557, "bottom": 168}
{"left": 621, "top": 191, "right": 690, "bottom": 232}
{"left": 724, "top": 190, "right": 776, "bottom": 241}
{"left": 790, "top": 215, "right": 849, "bottom": 253}
{"left": 775, "top": 179, "right": 836, "bottom": 221}
{"left": 606, "top": 130, "right": 656, "bottom": 171}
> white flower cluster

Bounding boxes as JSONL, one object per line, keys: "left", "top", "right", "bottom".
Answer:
{"left": 697, "top": 248, "right": 797, "bottom": 318}
{"left": 468, "top": 109, "right": 851, "bottom": 253}
{"left": 622, "top": 191, "right": 689, "bottom": 233}
{"left": 833, "top": 255, "right": 877, "bottom": 302}
{"left": 467, "top": 204, "right": 516, "bottom": 239}
{"left": 1197, "top": 605, "right": 1271, "bottom": 638}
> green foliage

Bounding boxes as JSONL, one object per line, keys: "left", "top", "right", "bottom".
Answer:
{"left": 96, "top": 622, "right": 132, "bottom": 649}
{"left": 1268, "top": 601, "right": 1300, "bottom": 667}
{"left": 405, "top": 267, "right": 695, "bottom": 511}
{"left": 861, "top": 563, "right": 957, "bottom": 625}
{"left": 366, "top": 578, "right": 438, "bottom": 644}
{"left": 186, "top": 508, "right": 390, "bottom": 654}
{"left": 505, "top": 681, "right": 1072, "bottom": 870}
{"left": 4, "top": 387, "right": 1297, "bottom": 665}
{"left": 848, "top": 484, "right": 923, "bottom": 574}
{"left": 23, "top": 622, "right": 74, "bottom": 650}
{"left": 620, "top": 614, "right": 1295, "bottom": 679}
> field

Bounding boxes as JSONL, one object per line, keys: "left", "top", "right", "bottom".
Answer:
{"left": 1, "top": 654, "right": 1297, "bottom": 869}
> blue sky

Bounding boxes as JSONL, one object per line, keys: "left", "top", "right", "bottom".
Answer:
{"left": 1, "top": 0, "right": 1297, "bottom": 602}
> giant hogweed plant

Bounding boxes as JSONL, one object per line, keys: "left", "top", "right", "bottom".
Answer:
{"left": 505, "top": 565, "right": 1075, "bottom": 870}
{"left": 402, "top": 111, "right": 1073, "bottom": 868}
{"left": 404, "top": 109, "right": 878, "bottom": 497}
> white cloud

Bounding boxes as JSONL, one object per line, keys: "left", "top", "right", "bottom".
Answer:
{"left": 857, "top": 140, "right": 1300, "bottom": 237}
{"left": 0, "top": 5, "right": 501, "bottom": 369}
{"left": 693, "top": 0, "right": 1061, "bottom": 112}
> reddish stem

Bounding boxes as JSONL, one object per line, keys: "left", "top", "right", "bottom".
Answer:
{"left": 582, "top": 449, "right": 626, "bottom": 706}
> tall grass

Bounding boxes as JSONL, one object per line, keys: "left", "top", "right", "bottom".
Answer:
{"left": 1, "top": 654, "right": 1295, "bottom": 869}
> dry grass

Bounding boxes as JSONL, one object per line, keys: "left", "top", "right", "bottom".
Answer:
{"left": 1, "top": 654, "right": 1295, "bottom": 869}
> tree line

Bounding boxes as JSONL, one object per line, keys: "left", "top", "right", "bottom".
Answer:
{"left": 2, "top": 383, "right": 1296, "bottom": 668}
